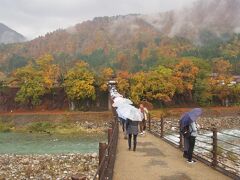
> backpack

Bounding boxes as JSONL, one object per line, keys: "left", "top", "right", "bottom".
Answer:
{"left": 181, "top": 125, "right": 190, "bottom": 138}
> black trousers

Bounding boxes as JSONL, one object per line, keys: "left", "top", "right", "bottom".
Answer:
{"left": 140, "top": 119, "right": 146, "bottom": 132}
{"left": 128, "top": 134, "right": 137, "bottom": 150}
{"left": 122, "top": 120, "right": 125, "bottom": 132}
{"left": 188, "top": 136, "right": 196, "bottom": 161}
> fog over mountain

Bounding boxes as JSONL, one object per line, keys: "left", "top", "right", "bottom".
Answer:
{"left": 0, "top": 23, "right": 26, "bottom": 44}
{"left": 65, "top": 0, "right": 240, "bottom": 46}
{"left": 141, "top": 0, "right": 240, "bottom": 44}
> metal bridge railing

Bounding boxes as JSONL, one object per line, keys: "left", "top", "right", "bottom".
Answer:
{"left": 147, "top": 114, "right": 240, "bottom": 179}
{"left": 93, "top": 112, "right": 119, "bottom": 180}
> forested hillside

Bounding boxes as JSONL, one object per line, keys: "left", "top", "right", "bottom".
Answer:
{"left": 0, "top": 0, "right": 240, "bottom": 110}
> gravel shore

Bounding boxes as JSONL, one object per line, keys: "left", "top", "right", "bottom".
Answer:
{"left": 0, "top": 153, "right": 98, "bottom": 180}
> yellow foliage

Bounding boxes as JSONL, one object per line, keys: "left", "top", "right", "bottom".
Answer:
{"left": 116, "top": 73, "right": 130, "bottom": 96}
{"left": 130, "top": 67, "right": 176, "bottom": 104}
{"left": 99, "top": 67, "right": 113, "bottom": 91}
{"left": 64, "top": 62, "right": 96, "bottom": 101}
{"left": 35, "top": 54, "right": 60, "bottom": 89}
{"left": 102, "top": 67, "right": 113, "bottom": 79}
{"left": 76, "top": 61, "right": 89, "bottom": 68}
{"left": 212, "top": 59, "right": 232, "bottom": 75}
{"left": 174, "top": 59, "right": 199, "bottom": 93}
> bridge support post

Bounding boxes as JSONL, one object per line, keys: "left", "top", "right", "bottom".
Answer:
{"left": 99, "top": 142, "right": 107, "bottom": 179}
{"left": 99, "top": 142, "right": 107, "bottom": 165}
{"left": 148, "top": 113, "right": 151, "bottom": 131}
{"left": 160, "top": 116, "right": 164, "bottom": 138}
{"left": 212, "top": 127, "right": 218, "bottom": 167}
{"left": 108, "top": 128, "right": 113, "bottom": 145}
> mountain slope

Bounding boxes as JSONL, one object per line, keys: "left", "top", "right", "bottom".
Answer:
{"left": 0, "top": 23, "right": 26, "bottom": 44}
{"left": 0, "top": 0, "right": 239, "bottom": 72}
{"left": 142, "top": 0, "right": 240, "bottom": 44}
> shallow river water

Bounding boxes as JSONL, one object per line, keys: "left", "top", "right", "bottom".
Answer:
{"left": 0, "top": 132, "right": 106, "bottom": 154}
{"left": 165, "top": 129, "right": 240, "bottom": 154}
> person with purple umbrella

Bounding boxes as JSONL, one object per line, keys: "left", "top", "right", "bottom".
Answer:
{"left": 180, "top": 113, "right": 190, "bottom": 159}
{"left": 180, "top": 108, "right": 202, "bottom": 163}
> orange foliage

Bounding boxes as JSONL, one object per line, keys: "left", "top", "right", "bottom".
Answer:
{"left": 174, "top": 59, "right": 199, "bottom": 94}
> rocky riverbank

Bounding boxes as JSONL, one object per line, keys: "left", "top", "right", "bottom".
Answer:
{"left": 158, "top": 116, "right": 240, "bottom": 130}
{"left": 193, "top": 151, "right": 240, "bottom": 177}
{"left": 0, "top": 153, "right": 98, "bottom": 180}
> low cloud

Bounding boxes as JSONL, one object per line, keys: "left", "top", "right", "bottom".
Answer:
{"left": 0, "top": 0, "right": 196, "bottom": 39}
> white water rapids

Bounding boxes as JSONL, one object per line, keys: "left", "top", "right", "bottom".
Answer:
{"left": 165, "top": 129, "right": 240, "bottom": 154}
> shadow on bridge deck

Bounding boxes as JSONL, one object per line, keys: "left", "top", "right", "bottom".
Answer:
{"left": 113, "top": 130, "right": 230, "bottom": 180}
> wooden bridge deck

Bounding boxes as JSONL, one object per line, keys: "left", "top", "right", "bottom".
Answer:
{"left": 113, "top": 130, "right": 230, "bottom": 180}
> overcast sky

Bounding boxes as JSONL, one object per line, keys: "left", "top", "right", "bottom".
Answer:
{"left": 0, "top": 0, "right": 196, "bottom": 40}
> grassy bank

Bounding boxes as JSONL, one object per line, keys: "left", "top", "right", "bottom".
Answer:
{"left": 0, "top": 111, "right": 111, "bottom": 135}
{"left": 0, "top": 121, "right": 14, "bottom": 132}
{"left": 0, "top": 120, "right": 107, "bottom": 135}
{"left": 27, "top": 121, "right": 107, "bottom": 135}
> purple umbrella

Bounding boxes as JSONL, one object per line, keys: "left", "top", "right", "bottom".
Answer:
{"left": 188, "top": 108, "right": 202, "bottom": 122}
{"left": 180, "top": 108, "right": 202, "bottom": 128}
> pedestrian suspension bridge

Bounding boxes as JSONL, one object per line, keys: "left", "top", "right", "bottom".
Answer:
{"left": 91, "top": 85, "right": 239, "bottom": 180}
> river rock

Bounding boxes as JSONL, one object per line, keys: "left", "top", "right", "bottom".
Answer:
{"left": 21, "top": 158, "right": 29, "bottom": 165}
{"left": 91, "top": 153, "right": 98, "bottom": 158}
{"left": 33, "top": 160, "right": 39, "bottom": 165}
{"left": 0, "top": 153, "right": 98, "bottom": 179}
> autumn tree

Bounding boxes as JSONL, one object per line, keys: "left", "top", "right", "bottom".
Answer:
{"left": 145, "top": 66, "right": 176, "bottom": 105}
{"left": 116, "top": 71, "right": 130, "bottom": 97}
{"left": 130, "top": 72, "right": 147, "bottom": 104}
{"left": 36, "top": 54, "right": 60, "bottom": 89}
{"left": 212, "top": 59, "right": 232, "bottom": 76}
{"left": 64, "top": 61, "right": 95, "bottom": 110}
{"left": 13, "top": 54, "right": 61, "bottom": 108}
{"left": 210, "top": 59, "right": 233, "bottom": 106}
{"left": 174, "top": 59, "right": 199, "bottom": 101}
{"left": 116, "top": 52, "right": 129, "bottom": 70}
{"left": 130, "top": 66, "right": 176, "bottom": 105}
{"left": 99, "top": 67, "right": 113, "bottom": 91}
{"left": 14, "top": 64, "right": 46, "bottom": 108}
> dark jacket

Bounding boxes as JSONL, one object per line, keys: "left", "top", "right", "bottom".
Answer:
{"left": 126, "top": 119, "right": 139, "bottom": 135}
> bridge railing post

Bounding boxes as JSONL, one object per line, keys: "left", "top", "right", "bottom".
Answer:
{"left": 99, "top": 142, "right": 107, "bottom": 179}
{"left": 212, "top": 127, "right": 218, "bottom": 167}
{"left": 148, "top": 113, "right": 151, "bottom": 131}
{"left": 160, "top": 116, "right": 164, "bottom": 138}
{"left": 108, "top": 128, "right": 113, "bottom": 145}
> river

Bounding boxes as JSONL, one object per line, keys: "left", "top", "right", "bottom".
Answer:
{"left": 0, "top": 132, "right": 106, "bottom": 154}
{"left": 164, "top": 128, "right": 240, "bottom": 154}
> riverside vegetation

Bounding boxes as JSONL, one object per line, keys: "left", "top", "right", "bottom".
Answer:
{"left": 0, "top": 119, "right": 108, "bottom": 135}
{"left": 0, "top": 54, "right": 240, "bottom": 111}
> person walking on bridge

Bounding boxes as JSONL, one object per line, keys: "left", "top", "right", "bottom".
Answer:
{"left": 139, "top": 104, "right": 148, "bottom": 135}
{"left": 126, "top": 118, "right": 139, "bottom": 151}
{"left": 180, "top": 108, "right": 202, "bottom": 163}
{"left": 117, "top": 105, "right": 142, "bottom": 151}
